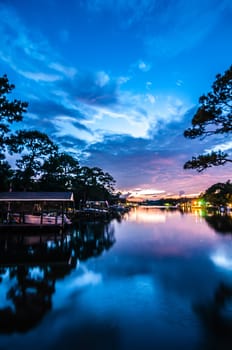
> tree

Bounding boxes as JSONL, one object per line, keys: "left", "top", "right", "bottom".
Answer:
{"left": 0, "top": 74, "right": 28, "bottom": 156}
{"left": 202, "top": 180, "right": 232, "bottom": 207}
{"left": 40, "top": 152, "right": 80, "bottom": 191}
{"left": 73, "top": 166, "right": 116, "bottom": 202}
{"left": 0, "top": 157, "right": 13, "bottom": 191}
{"left": 183, "top": 65, "right": 232, "bottom": 172}
{"left": 8, "top": 130, "right": 58, "bottom": 190}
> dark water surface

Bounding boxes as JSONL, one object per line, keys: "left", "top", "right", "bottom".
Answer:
{"left": 1, "top": 207, "right": 232, "bottom": 350}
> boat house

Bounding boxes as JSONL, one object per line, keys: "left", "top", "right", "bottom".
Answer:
{"left": 0, "top": 192, "right": 74, "bottom": 231}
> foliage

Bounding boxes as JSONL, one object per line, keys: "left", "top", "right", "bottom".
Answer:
{"left": 0, "top": 74, "right": 28, "bottom": 155}
{"left": 184, "top": 65, "right": 232, "bottom": 171}
{"left": 40, "top": 152, "right": 80, "bottom": 191}
{"left": 0, "top": 159, "right": 13, "bottom": 191}
{"left": 183, "top": 151, "right": 230, "bottom": 172}
{"left": 73, "top": 166, "right": 116, "bottom": 202}
{"left": 201, "top": 180, "right": 232, "bottom": 207}
{"left": 9, "top": 130, "right": 58, "bottom": 190}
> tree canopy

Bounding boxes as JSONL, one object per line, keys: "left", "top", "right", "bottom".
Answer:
{"left": 40, "top": 152, "right": 80, "bottom": 191}
{"left": 0, "top": 74, "right": 28, "bottom": 155}
{"left": 9, "top": 130, "right": 58, "bottom": 191}
{"left": 201, "top": 180, "right": 232, "bottom": 207}
{"left": 183, "top": 65, "right": 232, "bottom": 172}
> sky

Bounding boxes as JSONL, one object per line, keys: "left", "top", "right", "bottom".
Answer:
{"left": 0, "top": 0, "right": 232, "bottom": 200}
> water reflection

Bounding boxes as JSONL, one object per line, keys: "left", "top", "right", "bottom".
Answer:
{"left": 0, "top": 265, "right": 54, "bottom": 333}
{"left": 205, "top": 213, "right": 232, "bottom": 234}
{"left": 193, "top": 282, "right": 232, "bottom": 349}
{"left": 1, "top": 209, "right": 232, "bottom": 350}
{"left": 71, "top": 220, "right": 116, "bottom": 261}
{"left": 129, "top": 206, "right": 167, "bottom": 223}
{"left": 0, "top": 219, "right": 115, "bottom": 334}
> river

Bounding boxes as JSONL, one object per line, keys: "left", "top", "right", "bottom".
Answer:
{"left": 0, "top": 206, "right": 232, "bottom": 350}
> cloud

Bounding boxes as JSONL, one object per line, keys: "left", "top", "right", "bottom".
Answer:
{"left": 0, "top": 5, "right": 49, "bottom": 69}
{"left": 84, "top": 104, "right": 150, "bottom": 139}
{"left": 138, "top": 60, "right": 151, "bottom": 72}
{"left": 205, "top": 141, "right": 232, "bottom": 153}
{"left": 78, "top": 101, "right": 230, "bottom": 195}
{"left": 95, "top": 71, "right": 110, "bottom": 87}
{"left": 55, "top": 135, "right": 88, "bottom": 156}
{"left": 176, "top": 80, "right": 184, "bottom": 87}
{"left": 146, "top": 94, "right": 156, "bottom": 104}
{"left": 29, "top": 100, "right": 86, "bottom": 121}
{"left": 131, "top": 189, "right": 166, "bottom": 197}
{"left": 51, "top": 86, "right": 193, "bottom": 146}
{"left": 0, "top": 3, "right": 76, "bottom": 83}
{"left": 59, "top": 71, "right": 118, "bottom": 106}
{"left": 21, "top": 97, "right": 93, "bottom": 149}
{"left": 49, "top": 62, "right": 77, "bottom": 78}
{"left": 0, "top": 1, "right": 193, "bottom": 141}
{"left": 118, "top": 76, "right": 131, "bottom": 85}
{"left": 18, "top": 70, "right": 61, "bottom": 82}
{"left": 52, "top": 116, "right": 96, "bottom": 143}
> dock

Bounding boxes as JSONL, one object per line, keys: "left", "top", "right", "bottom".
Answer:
{"left": 0, "top": 191, "right": 74, "bottom": 233}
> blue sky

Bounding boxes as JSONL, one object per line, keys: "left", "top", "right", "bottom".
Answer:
{"left": 0, "top": 0, "right": 232, "bottom": 198}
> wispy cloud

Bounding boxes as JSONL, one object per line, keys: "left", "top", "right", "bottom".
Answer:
{"left": 53, "top": 115, "right": 96, "bottom": 143}
{"left": 58, "top": 71, "right": 118, "bottom": 107}
{"left": 18, "top": 70, "right": 61, "bottom": 82}
{"left": 49, "top": 62, "right": 77, "bottom": 78}
{"left": 205, "top": 141, "right": 232, "bottom": 153}
{"left": 0, "top": 5, "right": 49, "bottom": 68}
{"left": 29, "top": 100, "right": 86, "bottom": 121}
{"left": 138, "top": 60, "right": 151, "bottom": 72}
{"left": 95, "top": 71, "right": 110, "bottom": 87}
{"left": 0, "top": 3, "right": 76, "bottom": 82}
{"left": 146, "top": 94, "right": 156, "bottom": 104}
{"left": 176, "top": 80, "right": 184, "bottom": 87}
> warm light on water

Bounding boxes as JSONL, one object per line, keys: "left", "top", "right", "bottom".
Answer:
{"left": 1, "top": 207, "right": 232, "bottom": 350}
{"left": 129, "top": 206, "right": 167, "bottom": 223}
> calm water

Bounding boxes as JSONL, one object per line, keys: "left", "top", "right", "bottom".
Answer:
{"left": 1, "top": 207, "right": 232, "bottom": 350}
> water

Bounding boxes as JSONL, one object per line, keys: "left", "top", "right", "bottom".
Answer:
{"left": 1, "top": 207, "right": 232, "bottom": 350}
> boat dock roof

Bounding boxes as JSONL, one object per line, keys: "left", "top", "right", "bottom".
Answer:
{"left": 0, "top": 192, "right": 74, "bottom": 202}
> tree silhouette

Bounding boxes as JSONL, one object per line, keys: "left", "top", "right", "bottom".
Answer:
{"left": 184, "top": 65, "right": 232, "bottom": 172}
{"left": 0, "top": 74, "right": 28, "bottom": 156}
